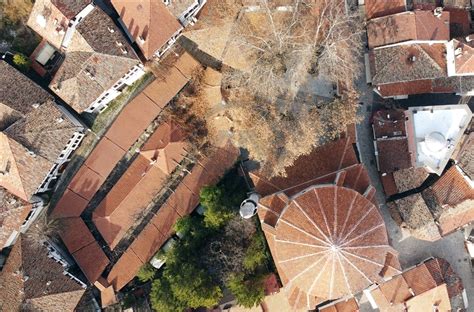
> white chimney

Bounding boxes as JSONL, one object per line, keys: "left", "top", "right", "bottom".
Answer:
{"left": 455, "top": 47, "right": 463, "bottom": 57}
{"left": 434, "top": 7, "right": 443, "bottom": 18}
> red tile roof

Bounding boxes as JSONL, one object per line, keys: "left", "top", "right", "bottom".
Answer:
{"left": 111, "top": 0, "right": 182, "bottom": 59}
{"left": 106, "top": 250, "right": 143, "bottom": 290}
{"left": 365, "top": 0, "right": 406, "bottom": 19}
{"left": 372, "top": 109, "right": 407, "bottom": 138}
{"left": 71, "top": 241, "right": 109, "bottom": 283}
{"left": 0, "top": 188, "right": 32, "bottom": 247}
{"left": 130, "top": 223, "right": 166, "bottom": 263}
{"left": 370, "top": 257, "right": 466, "bottom": 310}
{"left": 104, "top": 93, "right": 163, "bottom": 151}
{"left": 51, "top": 189, "right": 89, "bottom": 218}
{"left": 67, "top": 166, "right": 106, "bottom": 201}
{"left": 84, "top": 137, "right": 126, "bottom": 177}
{"left": 150, "top": 202, "right": 181, "bottom": 237}
{"left": 59, "top": 217, "right": 96, "bottom": 253}
{"left": 250, "top": 135, "right": 359, "bottom": 197}
{"left": 374, "top": 137, "right": 412, "bottom": 173}
{"left": 262, "top": 185, "right": 396, "bottom": 302}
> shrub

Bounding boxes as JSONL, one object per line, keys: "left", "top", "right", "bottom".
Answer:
{"left": 13, "top": 53, "right": 30, "bottom": 72}
{"left": 227, "top": 273, "right": 265, "bottom": 308}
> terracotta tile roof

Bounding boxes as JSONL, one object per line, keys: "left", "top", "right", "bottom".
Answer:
{"left": 84, "top": 137, "right": 126, "bottom": 178}
{"left": 370, "top": 257, "right": 466, "bottom": 311}
{"left": 405, "top": 284, "right": 451, "bottom": 311}
{"left": 106, "top": 250, "right": 143, "bottom": 290}
{"left": 4, "top": 101, "right": 83, "bottom": 163}
{"left": 457, "top": 132, "right": 474, "bottom": 178}
{"left": 70, "top": 240, "right": 109, "bottom": 283}
{"left": 0, "top": 133, "right": 54, "bottom": 201}
{"left": 365, "top": 0, "right": 406, "bottom": 19}
{"left": 380, "top": 173, "right": 398, "bottom": 196}
{"left": 99, "top": 285, "right": 117, "bottom": 308}
{"left": 0, "top": 187, "right": 32, "bottom": 247}
{"left": 150, "top": 202, "right": 181, "bottom": 237}
{"left": 93, "top": 157, "right": 167, "bottom": 248}
{"left": 51, "top": 190, "right": 87, "bottom": 220}
{"left": 379, "top": 275, "right": 413, "bottom": 305}
{"left": 111, "top": 0, "right": 182, "bottom": 59}
{"left": 423, "top": 165, "right": 474, "bottom": 236}
{"left": 49, "top": 7, "right": 141, "bottom": 113}
{"left": 426, "top": 165, "right": 473, "bottom": 207}
{"left": 0, "top": 61, "right": 53, "bottom": 130}
{"left": 139, "top": 121, "right": 189, "bottom": 174}
{"left": 262, "top": 185, "right": 397, "bottom": 302}
{"left": 319, "top": 297, "right": 359, "bottom": 312}
{"left": 453, "top": 40, "right": 474, "bottom": 75}
{"left": 94, "top": 121, "right": 188, "bottom": 248}
{"left": 104, "top": 93, "right": 162, "bottom": 150}
{"left": 141, "top": 67, "right": 193, "bottom": 109}
{"left": 102, "top": 142, "right": 240, "bottom": 291}
{"left": 250, "top": 135, "right": 359, "bottom": 197}
{"left": 446, "top": 8, "right": 471, "bottom": 37}
{"left": 402, "top": 263, "right": 437, "bottom": 295}
{"left": 367, "top": 10, "right": 449, "bottom": 49}
{"left": 372, "top": 43, "right": 447, "bottom": 86}
{"left": 376, "top": 79, "right": 434, "bottom": 97}
{"left": 59, "top": 217, "right": 96, "bottom": 253}
{"left": 374, "top": 137, "right": 412, "bottom": 173}
{"left": 129, "top": 223, "right": 166, "bottom": 263}
{"left": 67, "top": 165, "right": 106, "bottom": 201}
{"left": 0, "top": 235, "right": 85, "bottom": 311}
{"left": 372, "top": 109, "right": 407, "bottom": 138}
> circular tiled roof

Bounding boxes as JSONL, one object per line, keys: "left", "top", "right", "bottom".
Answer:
{"left": 273, "top": 185, "right": 391, "bottom": 300}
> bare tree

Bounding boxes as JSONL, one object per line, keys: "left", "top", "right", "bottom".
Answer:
{"left": 214, "top": 0, "right": 364, "bottom": 177}
{"left": 26, "top": 213, "right": 60, "bottom": 246}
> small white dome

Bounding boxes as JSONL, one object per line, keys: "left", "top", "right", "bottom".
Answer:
{"left": 425, "top": 131, "right": 447, "bottom": 153}
{"left": 240, "top": 200, "right": 257, "bottom": 219}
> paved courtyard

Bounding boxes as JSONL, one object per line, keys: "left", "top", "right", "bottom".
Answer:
{"left": 354, "top": 54, "right": 474, "bottom": 310}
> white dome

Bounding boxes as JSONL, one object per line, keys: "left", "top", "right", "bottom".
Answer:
{"left": 425, "top": 131, "right": 447, "bottom": 153}
{"left": 240, "top": 200, "right": 257, "bottom": 219}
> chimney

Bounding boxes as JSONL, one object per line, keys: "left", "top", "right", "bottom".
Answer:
{"left": 56, "top": 117, "right": 64, "bottom": 123}
{"left": 433, "top": 7, "right": 443, "bottom": 18}
{"left": 409, "top": 55, "right": 417, "bottom": 63}
{"left": 107, "top": 26, "right": 115, "bottom": 33}
{"left": 138, "top": 36, "right": 146, "bottom": 45}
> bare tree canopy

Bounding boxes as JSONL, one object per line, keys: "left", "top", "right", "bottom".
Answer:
{"left": 217, "top": 0, "right": 364, "bottom": 177}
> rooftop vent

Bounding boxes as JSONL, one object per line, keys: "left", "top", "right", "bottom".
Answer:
{"left": 138, "top": 36, "right": 146, "bottom": 45}
{"left": 408, "top": 55, "right": 417, "bottom": 63}
{"left": 466, "top": 35, "right": 474, "bottom": 42}
{"left": 32, "top": 103, "right": 40, "bottom": 109}
{"left": 434, "top": 7, "right": 443, "bottom": 18}
{"left": 120, "top": 47, "right": 128, "bottom": 55}
{"left": 107, "top": 26, "right": 115, "bottom": 33}
{"left": 455, "top": 47, "right": 463, "bottom": 57}
{"left": 27, "top": 150, "right": 36, "bottom": 157}
{"left": 56, "top": 117, "right": 64, "bottom": 123}
{"left": 115, "top": 40, "right": 123, "bottom": 47}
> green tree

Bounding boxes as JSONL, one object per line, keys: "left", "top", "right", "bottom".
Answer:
{"left": 243, "top": 233, "right": 267, "bottom": 271}
{"left": 200, "top": 185, "right": 235, "bottom": 229}
{"left": 13, "top": 53, "right": 30, "bottom": 72}
{"left": 165, "top": 262, "right": 222, "bottom": 309}
{"left": 227, "top": 273, "right": 265, "bottom": 308}
{"left": 150, "top": 278, "right": 187, "bottom": 312}
{"left": 137, "top": 263, "right": 156, "bottom": 282}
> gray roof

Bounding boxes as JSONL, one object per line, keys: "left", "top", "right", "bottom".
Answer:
{"left": 49, "top": 8, "right": 140, "bottom": 113}
{"left": 0, "top": 62, "right": 53, "bottom": 129}
{"left": 0, "top": 235, "right": 85, "bottom": 311}
{"left": 372, "top": 43, "right": 447, "bottom": 85}
{"left": 4, "top": 101, "right": 83, "bottom": 163}
{"left": 51, "top": 0, "right": 92, "bottom": 19}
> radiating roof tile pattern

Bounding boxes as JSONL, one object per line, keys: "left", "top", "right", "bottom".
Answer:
{"left": 270, "top": 185, "right": 392, "bottom": 301}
